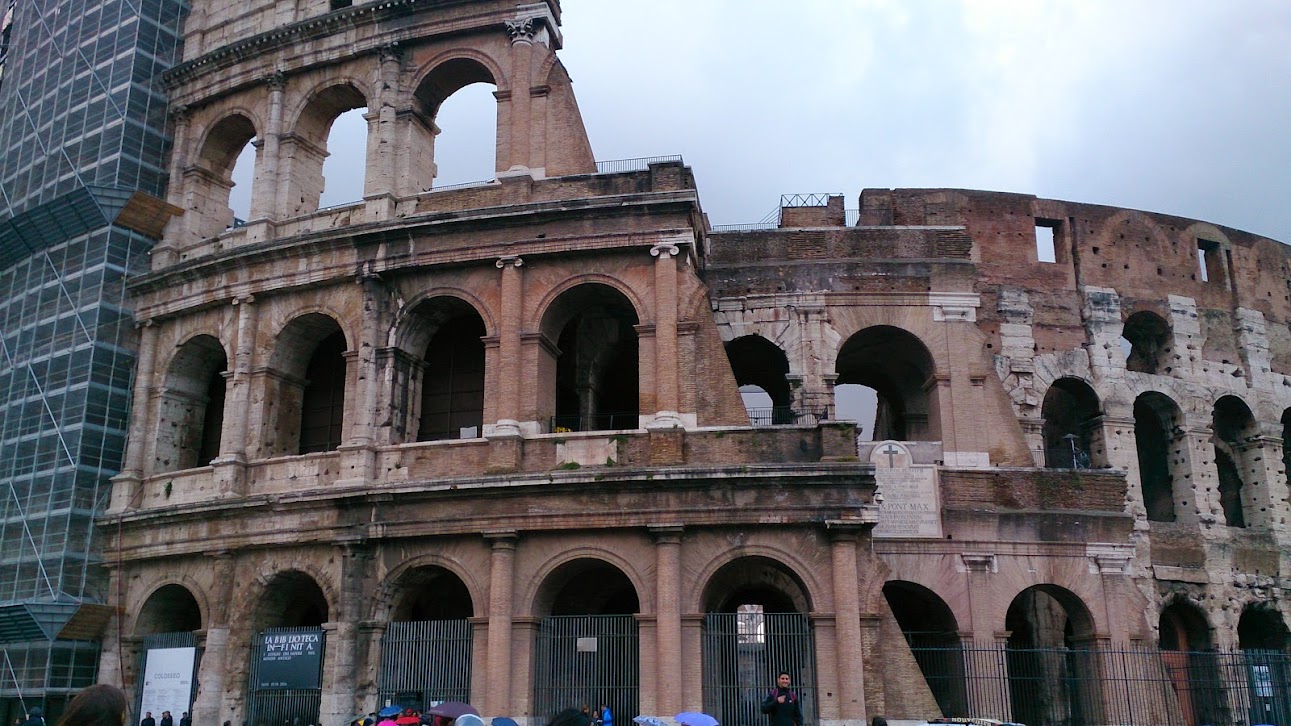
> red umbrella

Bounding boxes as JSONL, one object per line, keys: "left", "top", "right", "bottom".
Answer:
{"left": 396, "top": 717, "right": 420, "bottom": 725}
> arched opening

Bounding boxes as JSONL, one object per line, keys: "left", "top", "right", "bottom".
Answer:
{"left": 1134, "top": 392, "right": 1182, "bottom": 522}
{"left": 724, "top": 335, "right": 792, "bottom": 425}
{"left": 882, "top": 581, "right": 964, "bottom": 716}
{"left": 191, "top": 114, "right": 257, "bottom": 240}
{"left": 1160, "top": 601, "right": 1225, "bottom": 726}
{"left": 227, "top": 140, "right": 256, "bottom": 225}
{"left": 285, "top": 84, "right": 367, "bottom": 217}
{"left": 1004, "top": 585, "right": 1098, "bottom": 726}
{"left": 1212, "top": 395, "right": 1258, "bottom": 528}
{"left": 532, "top": 559, "right": 640, "bottom": 723}
{"left": 154, "top": 335, "right": 227, "bottom": 473}
{"left": 266, "top": 314, "right": 348, "bottom": 457}
{"left": 378, "top": 566, "right": 474, "bottom": 710}
{"left": 700, "top": 557, "right": 817, "bottom": 726}
{"left": 1123, "top": 311, "right": 1171, "bottom": 374}
{"left": 835, "top": 326, "right": 937, "bottom": 441}
{"left": 1040, "top": 378, "right": 1102, "bottom": 469}
{"left": 413, "top": 58, "right": 499, "bottom": 190}
{"left": 418, "top": 310, "right": 486, "bottom": 441}
{"left": 1237, "top": 605, "right": 1291, "bottom": 725}
{"left": 834, "top": 384, "right": 879, "bottom": 442}
{"left": 540, "top": 284, "right": 640, "bottom": 432}
{"left": 318, "top": 108, "right": 368, "bottom": 208}
{"left": 247, "top": 571, "right": 329, "bottom": 726}
{"left": 136, "top": 584, "right": 202, "bottom": 636}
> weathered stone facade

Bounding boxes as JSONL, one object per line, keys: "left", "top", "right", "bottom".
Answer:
{"left": 101, "top": 2, "right": 1291, "bottom": 726}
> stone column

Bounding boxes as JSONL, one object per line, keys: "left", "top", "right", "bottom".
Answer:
{"left": 829, "top": 528, "right": 867, "bottom": 725}
{"left": 365, "top": 44, "right": 403, "bottom": 221}
{"left": 490, "top": 256, "right": 525, "bottom": 441}
{"left": 651, "top": 525, "right": 683, "bottom": 715}
{"left": 212, "top": 295, "right": 256, "bottom": 497}
{"left": 484, "top": 532, "right": 518, "bottom": 715}
{"left": 1173, "top": 416, "right": 1220, "bottom": 526}
{"left": 321, "top": 547, "right": 372, "bottom": 723}
{"left": 1081, "top": 286, "right": 1126, "bottom": 374}
{"left": 1236, "top": 307, "right": 1273, "bottom": 390}
{"left": 649, "top": 242, "right": 683, "bottom": 428}
{"left": 250, "top": 71, "right": 285, "bottom": 225}
{"left": 193, "top": 553, "right": 236, "bottom": 726}
{"left": 502, "top": 21, "right": 535, "bottom": 172}
{"left": 1167, "top": 295, "right": 1205, "bottom": 377}
{"left": 1241, "top": 428, "right": 1289, "bottom": 531}
{"left": 112, "top": 321, "right": 158, "bottom": 510}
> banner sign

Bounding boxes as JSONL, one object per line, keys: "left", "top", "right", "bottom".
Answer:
{"left": 140, "top": 647, "right": 196, "bottom": 720}
{"left": 257, "top": 631, "right": 323, "bottom": 690}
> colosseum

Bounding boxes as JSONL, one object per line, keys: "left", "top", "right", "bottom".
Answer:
{"left": 102, "top": 2, "right": 1291, "bottom": 726}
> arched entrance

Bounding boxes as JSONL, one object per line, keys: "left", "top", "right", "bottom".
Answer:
{"left": 1159, "top": 600, "right": 1224, "bottom": 726}
{"left": 532, "top": 559, "right": 641, "bottom": 721}
{"left": 540, "top": 284, "right": 641, "bottom": 432}
{"left": 245, "top": 571, "right": 329, "bottom": 726}
{"left": 882, "top": 581, "right": 965, "bottom": 716}
{"left": 834, "top": 326, "right": 937, "bottom": 441}
{"left": 1237, "top": 604, "right": 1291, "bottom": 725}
{"left": 724, "top": 336, "right": 793, "bottom": 425}
{"left": 1212, "top": 396, "right": 1258, "bottom": 528}
{"left": 1004, "top": 585, "right": 1099, "bottom": 726}
{"left": 135, "top": 585, "right": 204, "bottom": 726}
{"left": 699, "top": 557, "right": 817, "bottom": 726}
{"left": 155, "top": 335, "right": 227, "bottom": 473}
{"left": 377, "top": 566, "right": 475, "bottom": 710}
{"left": 1134, "top": 392, "right": 1182, "bottom": 522}
{"left": 1040, "top": 378, "right": 1102, "bottom": 469}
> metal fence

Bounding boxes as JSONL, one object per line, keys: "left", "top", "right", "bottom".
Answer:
{"left": 533, "top": 615, "right": 639, "bottom": 722}
{"left": 594, "top": 156, "right": 683, "bottom": 174}
{"left": 908, "top": 642, "right": 1291, "bottom": 726}
{"left": 702, "top": 613, "right": 817, "bottom": 726}
{"left": 743, "top": 407, "right": 828, "bottom": 427}
{"left": 376, "top": 620, "right": 473, "bottom": 711}
{"left": 245, "top": 627, "right": 324, "bottom": 726}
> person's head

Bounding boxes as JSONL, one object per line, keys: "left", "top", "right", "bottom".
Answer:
{"left": 870, "top": 718, "right": 887, "bottom": 726}
{"left": 28, "top": 711, "right": 42, "bottom": 720}
{"left": 146, "top": 715, "right": 152, "bottom": 720}
{"left": 57, "top": 684, "right": 127, "bottom": 726}
{"left": 546, "top": 709, "right": 585, "bottom": 726}
{"left": 777, "top": 672, "right": 791, "bottom": 688}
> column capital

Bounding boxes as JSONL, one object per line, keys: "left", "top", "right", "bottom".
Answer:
{"left": 496, "top": 255, "right": 524, "bottom": 269}
{"left": 232, "top": 294, "right": 255, "bottom": 306}
{"left": 648, "top": 524, "right": 684, "bottom": 543}
{"left": 263, "top": 69, "right": 287, "bottom": 91}
{"left": 651, "top": 242, "right": 680, "bottom": 259}
{"left": 484, "top": 530, "right": 519, "bottom": 550}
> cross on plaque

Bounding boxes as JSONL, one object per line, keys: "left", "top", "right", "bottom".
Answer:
{"left": 881, "top": 443, "right": 901, "bottom": 467}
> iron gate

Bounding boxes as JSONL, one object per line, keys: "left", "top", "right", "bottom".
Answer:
{"left": 533, "top": 615, "right": 639, "bottom": 722}
{"left": 376, "top": 620, "right": 473, "bottom": 710}
{"left": 702, "top": 613, "right": 817, "bottom": 726}
{"left": 135, "top": 632, "right": 201, "bottom": 723}
{"left": 245, "top": 627, "right": 324, "bottom": 726}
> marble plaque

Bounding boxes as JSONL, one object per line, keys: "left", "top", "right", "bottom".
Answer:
{"left": 870, "top": 440, "right": 942, "bottom": 538}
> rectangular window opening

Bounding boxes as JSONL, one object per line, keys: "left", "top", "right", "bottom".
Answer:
{"left": 1035, "top": 220, "right": 1059, "bottom": 263}
{"left": 1198, "top": 239, "right": 1220, "bottom": 283}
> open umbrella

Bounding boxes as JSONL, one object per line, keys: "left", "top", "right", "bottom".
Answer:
{"left": 379, "top": 707, "right": 403, "bottom": 719}
{"left": 675, "top": 713, "right": 717, "bottom": 726}
{"left": 345, "top": 715, "right": 373, "bottom": 726}
{"left": 492, "top": 719, "right": 519, "bottom": 726}
{"left": 454, "top": 716, "right": 484, "bottom": 726}
{"left": 395, "top": 717, "right": 421, "bottom": 725}
{"left": 425, "top": 703, "right": 480, "bottom": 720}
{"left": 632, "top": 718, "right": 664, "bottom": 726}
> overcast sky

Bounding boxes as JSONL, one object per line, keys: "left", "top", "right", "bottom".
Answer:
{"left": 256, "top": 2, "right": 1291, "bottom": 243}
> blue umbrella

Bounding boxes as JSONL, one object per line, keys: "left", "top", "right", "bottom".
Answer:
{"left": 379, "top": 708, "right": 402, "bottom": 719}
{"left": 675, "top": 713, "right": 718, "bottom": 726}
{"left": 491, "top": 719, "right": 519, "bottom": 726}
{"left": 632, "top": 718, "right": 663, "bottom": 726}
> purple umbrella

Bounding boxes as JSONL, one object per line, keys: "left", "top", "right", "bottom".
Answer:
{"left": 675, "top": 713, "right": 718, "bottom": 726}
{"left": 425, "top": 703, "right": 480, "bottom": 720}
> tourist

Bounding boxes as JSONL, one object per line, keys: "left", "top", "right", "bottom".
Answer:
{"left": 57, "top": 685, "right": 128, "bottom": 726}
{"left": 760, "top": 672, "right": 803, "bottom": 726}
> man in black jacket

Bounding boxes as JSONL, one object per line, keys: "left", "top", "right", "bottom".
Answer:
{"left": 760, "top": 672, "right": 803, "bottom": 726}
{"left": 141, "top": 712, "right": 156, "bottom": 726}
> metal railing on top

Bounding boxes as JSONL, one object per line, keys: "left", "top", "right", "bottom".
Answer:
{"left": 594, "top": 155, "right": 683, "bottom": 174}
{"left": 744, "top": 406, "right": 827, "bottom": 427}
{"left": 780, "top": 193, "right": 840, "bottom": 208}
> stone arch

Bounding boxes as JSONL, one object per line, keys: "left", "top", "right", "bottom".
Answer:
{"left": 154, "top": 334, "right": 230, "bottom": 473}
{"left": 391, "top": 287, "right": 497, "bottom": 349}
{"left": 134, "top": 582, "right": 205, "bottom": 635}
{"left": 1122, "top": 309, "right": 1172, "bottom": 374}
{"left": 699, "top": 555, "right": 814, "bottom": 614}
{"left": 1134, "top": 391, "right": 1184, "bottom": 522}
{"left": 281, "top": 80, "right": 371, "bottom": 217}
{"left": 265, "top": 312, "right": 351, "bottom": 456}
{"left": 387, "top": 295, "right": 489, "bottom": 442}
{"left": 372, "top": 555, "right": 484, "bottom": 622}
{"left": 882, "top": 580, "right": 965, "bottom": 717}
{"left": 189, "top": 111, "right": 259, "bottom": 240}
{"left": 688, "top": 544, "right": 825, "bottom": 616}
{"left": 834, "top": 325, "right": 938, "bottom": 441}
{"left": 1094, "top": 210, "right": 1175, "bottom": 282}
{"left": 538, "top": 281, "right": 643, "bottom": 432}
{"left": 532, "top": 274, "right": 649, "bottom": 334}
{"left": 529, "top": 554, "right": 643, "bottom": 617}
{"left": 412, "top": 51, "right": 505, "bottom": 187}
{"left": 1181, "top": 222, "right": 1233, "bottom": 287}
{"left": 386, "top": 565, "right": 475, "bottom": 622}
{"left": 1039, "top": 376, "right": 1103, "bottom": 469}
{"left": 1238, "top": 602, "right": 1290, "bottom": 650}
{"left": 1212, "top": 394, "right": 1259, "bottom": 528}
{"left": 1159, "top": 598, "right": 1225, "bottom": 726}
{"left": 1004, "top": 584, "right": 1098, "bottom": 726}
{"left": 250, "top": 568, "right": 332, "bottom": 631}
{"left": 725, "top": 335, "right": 792, "bottom": 424}
{"left": 1160, "top": 597, "right": 1213, "bottom": 651}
